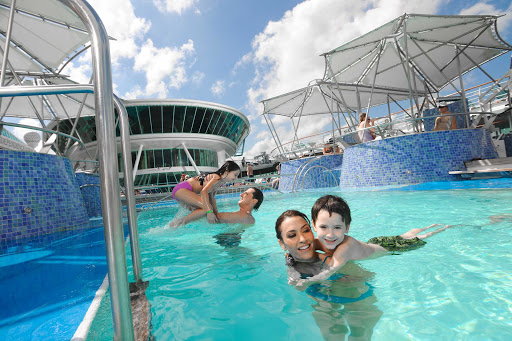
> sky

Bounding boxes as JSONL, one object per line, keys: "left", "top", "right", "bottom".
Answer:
{"left": 9, "top": 0, "right": 512, "bottom": 157}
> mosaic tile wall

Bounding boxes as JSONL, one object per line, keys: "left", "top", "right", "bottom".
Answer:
{"left": 0, "top": 150, "right": 90, "bottom": 254}
{"left": 339, "top": 129, "right": 498, "bottom": 188}
{"left": 504, "top": 134, "right": 512, "bottom": 157}
{"left": 279, "top": 154, "right": 343, "bottom": 192}
{"left": 75, "top": 172, "right": 102, "bottom": 217}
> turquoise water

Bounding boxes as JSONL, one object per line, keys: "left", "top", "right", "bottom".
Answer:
{"left": 90, "top": 181, "right": 512, "bottom": 340}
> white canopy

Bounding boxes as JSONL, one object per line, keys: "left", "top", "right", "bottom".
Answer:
{"left": 0, "top": 0, "right": 89, "bottom": 74}
{"left": 323, "top": 14, "right": 512, "bottom": 92}
{"left": 0, "top": 1, "right": 97, "bottom": 120}
{"left": 262, "top": 80, "right": 414, "bottom": 117}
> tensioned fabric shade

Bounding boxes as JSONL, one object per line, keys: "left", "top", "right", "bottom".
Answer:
{"left": 323, "top": 14, "right": 512, "bottom": 92}
{"left": 0, "top": 78, "right": 96, "bottom": 119}
{"left": 0, "top": 1, "right": 95, "bottom": 120}
{"left": 261, "top": 80, "right": 414, "bottom": 117}
{"left": 0, "top": 0, "right": 89, "bottom": 74}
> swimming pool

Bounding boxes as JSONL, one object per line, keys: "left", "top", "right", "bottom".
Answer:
{"left": 89, "top": 179, "right": 512, "bottom": 340}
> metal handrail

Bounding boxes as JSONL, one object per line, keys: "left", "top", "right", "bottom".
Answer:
{"left": 0, "top": 1, "right": 136, "bottom": 338}
{"left": 79, "top": 184, "right": 101, "bottom": 189}
{"left": 300, "top": 165, "right": 339, "bottom": 191}
{"left": 272, "top": 110, "right": 503, "bottom": 160}
{"left": 292, "top": 156, "right": 321, "bottom": 192}
{"left": 114, "top": 95, "right": 142, "bottom": 283}
{"left": 58, "top": 1, "right": 134, "bottom": 338}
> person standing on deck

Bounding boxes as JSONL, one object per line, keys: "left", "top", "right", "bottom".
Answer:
{"left": 247, "top": 162, "right": 254, "bottom": 181}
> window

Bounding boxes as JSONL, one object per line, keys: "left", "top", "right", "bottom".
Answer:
{"left": 137, "top": 106, "right": 151, "bottom": 134}
{"left": 162, "top": 106, "right": 174, "bottom": 133}
{"left": 150, "top": 106, "right": 163, "bottom": 134}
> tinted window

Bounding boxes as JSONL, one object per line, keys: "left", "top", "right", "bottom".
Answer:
{"left": 150, "top": 106, "right": 163, "bottom": 134}
{"left": 162, "top": 106, "right": 174, "bottom": 133}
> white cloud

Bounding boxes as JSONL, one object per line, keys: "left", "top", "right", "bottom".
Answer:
{"left": 191, "top": 71, "right": 205, "bottom": 85}
{"left": 153, "top": 0, "right": 198, "bottom": 15}
{"left": 62, "top": 61, "right": 91, "bottom": 85}
{"left": 211, "top": 80, "right": 225, "bottom": 97}
{"left": 244, "top": 0, "right": 445, "bottom": 157}
{"left": 232, "top": 52, "right": 252, "bottom": 75}
{"left": 133, "top": 39, "right": 196, "bottom": 98}
{"left": 124, "top": 85, "right": 144, "bottom": 99}
{"left": 459, "top": 1, "right": 512, "bottom": 32}
{"left": 88, "top": 0, "right": 150, "bottom": 64}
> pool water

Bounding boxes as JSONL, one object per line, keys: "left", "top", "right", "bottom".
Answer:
{"left": 89, "top": 180, "right": 512, "bottom": 340}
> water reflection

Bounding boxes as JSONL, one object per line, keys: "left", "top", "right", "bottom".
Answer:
{"left": 303, "top": 262, "right": 382, "bottom": 340}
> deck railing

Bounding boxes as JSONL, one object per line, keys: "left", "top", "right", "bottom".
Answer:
{"left": 269, "top": 78, "right": 511, "bottom": 161}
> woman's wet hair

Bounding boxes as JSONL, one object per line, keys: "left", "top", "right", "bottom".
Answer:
{"left": 275, "top": 210, "right": 311, "bottom": 241}
{"left": 311, "top": 195, "right": 351, "bottom": 226}
{"left": 359, "top": 112, "right": 369, "bottom": 122}
{"left": 249, "top": 187, "right": 264, "bottom": 211}
{"left": 214, "top": 161, "right": 240, "bottom": 177}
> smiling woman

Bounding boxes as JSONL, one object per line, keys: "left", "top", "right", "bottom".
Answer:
{"left": 275, "top": 210, "right": 317, "bottom": 264}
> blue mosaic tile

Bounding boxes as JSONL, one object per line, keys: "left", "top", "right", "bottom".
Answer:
{"left": 75, "top": 173, "right": 102, "bottom": 217}
{"left": 279, "top": 129, "right": 498, "bottom": 190}
{"left": 0, "top": 150, "right": 90, "bottom": 254}
{"left": 279, "top": 154, "right": 343, "bottom": 192}
{"left": 339, "top": 129, "right": 498, "bottom": 188}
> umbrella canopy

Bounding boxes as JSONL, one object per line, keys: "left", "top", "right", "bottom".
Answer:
{"left": 0, "top": 1, "right": 95, "bottom": 120}
{"left": 262, "top": 79, "right": 414, "bottom": 117}
{"left": 0, "top": 0, "right": 89, "bottom": 74}
{"left": 323, "top": 14, "right": 512, "bottom": 93}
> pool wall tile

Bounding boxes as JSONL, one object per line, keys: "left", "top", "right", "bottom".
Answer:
{"left": 339, "top": 128, "right": 498, "bottom": 188}
{"left": 504, "top": 133, "right": 512, "bottom": 157}
{"left": 279, "top": 129, "right": 498, "bottom": 190}
{"left": 279, "top": 154, "right": 343, "bottom": 192}
{"left": 0, "top": 150, "right": 90, "bottom": 254}
{"left": 75, "top": 172, "right": 102, "bottom": 217}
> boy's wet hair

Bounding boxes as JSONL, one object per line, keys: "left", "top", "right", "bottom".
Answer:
{"left": 311, "top": 195, "right": 351, "bottom": 226}
{"left": 249, "top": 187, "right": 264, "bottom": 210}
{"left": 274, "top": 210, "right": 310, "bottom": 241}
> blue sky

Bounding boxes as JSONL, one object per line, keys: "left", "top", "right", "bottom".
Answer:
{"left": 22, "top": 0, "right": 512, "bottom": 157}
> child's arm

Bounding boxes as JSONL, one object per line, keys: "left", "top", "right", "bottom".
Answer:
{"left": 328, "top": 236, "right": 386, "bottom": 268}
{"left": 209, "top": 193, "right": 219, "bottom": 215}
{"left": 200, "top": 175, "right": 221, "bottom": 223}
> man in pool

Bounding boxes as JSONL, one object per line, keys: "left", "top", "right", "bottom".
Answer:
{"left": 170, "top": 187, "right": 264, "bottom": 227}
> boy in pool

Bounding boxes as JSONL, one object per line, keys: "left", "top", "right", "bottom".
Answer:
{"left": 310, "top": 195, "right": 451, "bottom": 268}
{"left": 170, "top": 161, "right": 240, "bottom": 226}
{"left": 275, "top": 195, "right": 451, "bottom": 284}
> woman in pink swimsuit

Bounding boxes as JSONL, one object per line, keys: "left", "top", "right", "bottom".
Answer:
{"left": 170, "top": 161, "right": 240, "bottom": 226}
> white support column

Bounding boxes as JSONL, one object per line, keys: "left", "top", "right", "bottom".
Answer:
{"left": 132, "top": 144, "right": 144, "bottom": 181}
{"left": 217, "top": 149, "right": 226, "bottom": 167}
{"left": 181, "top": 142, "right": 201, "bottom": 175}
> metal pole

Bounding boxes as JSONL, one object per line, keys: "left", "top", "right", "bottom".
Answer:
{"left": 133, "top": 144, "right": 144, "bottom": 181}
{"left": 57, "top": 1, "right": 134, "bottom": 340}
{"left": 455, "top": 45, "right": 470, "bottom": 128}
{"left": 65, "top": 76, "right": 94, "bottom": 152}
{"left": 0, "top": 0, "right": 16, "bottom": 87}
{"left": 114, "top": 95, "right": 142, "bottom": 283}
{"left": 263, "top": 113, "right": 284, "bottom": 156}
{"left": 401, "top": 22, "right": 418, "bottom": 132}
{"left": 181, "top": 142, "right": 201, "bottom": 175}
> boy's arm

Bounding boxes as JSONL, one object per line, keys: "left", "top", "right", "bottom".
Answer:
{"left": 328, "top": 236, "right": 386, "bottom": 267}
